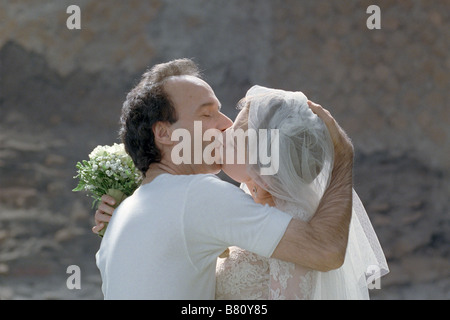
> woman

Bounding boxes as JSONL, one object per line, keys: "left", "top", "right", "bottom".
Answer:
{"left": 215, "top": 85, "right": 388, "bottom": 299}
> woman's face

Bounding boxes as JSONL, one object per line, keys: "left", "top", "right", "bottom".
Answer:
{"left": 221, "top": 107, "right": 252, "bottom": 183}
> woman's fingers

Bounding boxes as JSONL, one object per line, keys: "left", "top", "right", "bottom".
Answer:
{"left": 98, "top": 201, "right": 115, "bottom": 216}
{"left": 101, "top": 194, "right": 116, "bottom": 206}
{"left": 92, "top": 195, "right": 116, "bottom": 234}
{"left": 95, "top": 208, "right": 112, "bottom": 223}
{"left": 92, "top": 223, "right": 104, "bottom": 234}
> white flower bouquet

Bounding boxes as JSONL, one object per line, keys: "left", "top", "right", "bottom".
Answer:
{"left": 73, "top": 143, "right": 142, "bottom": 237}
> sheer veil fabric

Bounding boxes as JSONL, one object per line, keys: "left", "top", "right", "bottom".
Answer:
{"left": 215, "top": 85, "right": 388, "bottom": 300}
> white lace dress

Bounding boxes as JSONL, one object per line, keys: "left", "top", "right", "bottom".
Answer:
{"left": 215, "top": 189, "right": 389, "bottom": 300}
{"left": 215, "top": 203, "right": 316, "bottom": 300}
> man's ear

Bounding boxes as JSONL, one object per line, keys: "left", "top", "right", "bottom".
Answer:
{"left": 153, "top": 121, "right": 173, "bottom": 146}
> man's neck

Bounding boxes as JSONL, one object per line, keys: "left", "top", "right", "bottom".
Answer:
{"left": 142, "top": 162, "right": 178, "bottom": 185}
{"left": 142, "top": 160, "right": 206, "bottom": 185}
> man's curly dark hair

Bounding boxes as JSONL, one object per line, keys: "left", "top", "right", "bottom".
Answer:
{"left": 119, "top": 59, "right": 201, "bottom": 176}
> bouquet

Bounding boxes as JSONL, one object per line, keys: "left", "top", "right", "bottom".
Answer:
{"left": 73, "top": 143, "right": 142, "bottom": 237}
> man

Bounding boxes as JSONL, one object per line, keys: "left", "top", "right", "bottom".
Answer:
{"left": 95, "top": 59, "right": 354, "bottom": 299}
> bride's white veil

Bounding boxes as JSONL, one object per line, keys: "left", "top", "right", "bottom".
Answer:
{"left": 241, "top": 85, "right": 389, "bottom": 299}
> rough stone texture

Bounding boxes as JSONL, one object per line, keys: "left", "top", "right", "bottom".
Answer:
{"left": 0, "top": 0, "right": 448, "bottom": 299}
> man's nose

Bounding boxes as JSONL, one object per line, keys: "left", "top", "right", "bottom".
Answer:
{"left": 218, "top": 112, "right": 233, "bottom": 132}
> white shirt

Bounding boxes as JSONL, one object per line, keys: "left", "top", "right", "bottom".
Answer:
{"left": 96, "top": 173, "right": 292, "bottom": 299}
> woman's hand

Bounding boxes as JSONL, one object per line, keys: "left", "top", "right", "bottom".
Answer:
{"left": 92, "top": 194, "right": 116, "bottom": 234}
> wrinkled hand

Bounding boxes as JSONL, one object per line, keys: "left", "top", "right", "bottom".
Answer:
{"left": 307, "top": 100, "right": 354, "bottom": 161}
{"left": 92, "top": 194, "right": 116, "bottom": 234}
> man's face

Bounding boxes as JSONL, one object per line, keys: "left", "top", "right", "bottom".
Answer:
{"left": 164, "top": 75, "right": 233, "bottom": 174}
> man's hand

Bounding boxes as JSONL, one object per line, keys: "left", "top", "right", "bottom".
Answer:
{"left": 308, "top": 100, "right": 354, "bottom": 161}
{"left": 92, "top": 195, "right": 116, "bottom": 234}
{"left": 272, "top": 101, "right": 354, "bottom": 271}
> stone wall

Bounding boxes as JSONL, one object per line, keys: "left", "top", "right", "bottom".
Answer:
{"left": 0, "top": 0, "right": 448, "bottom": 299}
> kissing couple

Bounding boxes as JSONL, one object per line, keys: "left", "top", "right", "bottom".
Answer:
{"left": 94, "top": 59, "right": 388, "bottom": 299}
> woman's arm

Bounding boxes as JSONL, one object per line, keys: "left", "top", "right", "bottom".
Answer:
{"left": 271, "top": 102, "right": 354, "bottom": 272}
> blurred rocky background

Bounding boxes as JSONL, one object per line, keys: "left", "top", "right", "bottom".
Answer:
{"left": 0, "top": 0, "right": 448, "bottom": 299}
